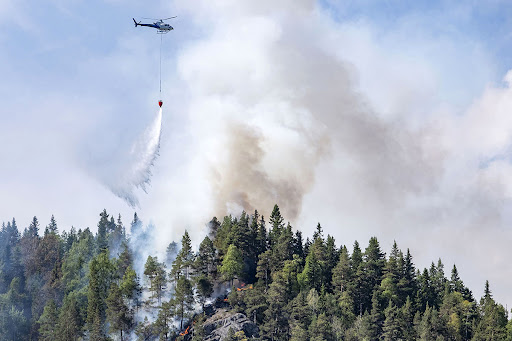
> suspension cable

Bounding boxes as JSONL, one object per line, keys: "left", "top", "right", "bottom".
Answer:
{"left": 159, "top": 33, "right": 162, "bottom": 94}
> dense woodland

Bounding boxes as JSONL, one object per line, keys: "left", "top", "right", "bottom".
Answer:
{"left": 1, "top": 204, "right": 511, "bottom": 340}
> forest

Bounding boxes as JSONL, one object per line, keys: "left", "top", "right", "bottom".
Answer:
{"left": 0, "top": 204, "right": 511, "bottom": 340}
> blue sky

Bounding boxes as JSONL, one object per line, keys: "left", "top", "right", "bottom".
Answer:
{"left": 2, "top": 0, "right": 512, "bottom": 307}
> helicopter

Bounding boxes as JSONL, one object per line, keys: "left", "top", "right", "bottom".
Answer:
{"left": 133, "top": 17, "right": 176, "bottom": 34}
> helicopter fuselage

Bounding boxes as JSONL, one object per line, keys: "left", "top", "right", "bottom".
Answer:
{"left": 133, "top": 19, "right": 173, "bottom": 33}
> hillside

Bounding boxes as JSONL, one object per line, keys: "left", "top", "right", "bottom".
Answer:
{"left": 0, "top": 205, "right": 511, "bottom": 340}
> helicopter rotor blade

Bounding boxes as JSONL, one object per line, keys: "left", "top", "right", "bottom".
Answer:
{"left": 141, "top": 16, "right": 176, "bottom": 20}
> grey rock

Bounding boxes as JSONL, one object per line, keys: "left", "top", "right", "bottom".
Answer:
{"left": 202, "top": 309, "right": 259, "bottom": 341}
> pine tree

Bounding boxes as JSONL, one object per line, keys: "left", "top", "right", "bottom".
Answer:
{"left": 256, "top": 215, "right": 267, "bottom": 254}
{"left": 120, "top": 266, "right": 142, "bottom": 311}
{"left": 381, "top": 241, "right": 400, "bottom": 305}
{"left": 86, "top": 251, "right": 116, "bottom": 340}
{"left": 171, "top": 231, "right": 195, "bottom": 281}
{"left": 134, "top": 316, "right": 154, "bottom": 341}
{"left": 351, "top": 241, "right": 365, "bottom": 316}
{"left": 144, "top": 256, "right": 166, "bottom": 305}
{"left": 298, "top": 249, "right": 322, "bottom": 291}
{"left": 196, "top": 236, "right": 216, "bottom": 280}
{"left": 473, "top": 281, "right": 508, "bottom": 340}
{"left": 398, "top": 248, "right": 417, "bottom": 305}
{"left": 165, "top": 241, "right": 179, "bottom": 267}
{"left": 154, "top": 299, "right": 175, "bottom": 341}
{"left": 106, "top": 282, "right": 132, "bottom": 340}
{"left": 207, "top": 216, "right": 221, "bottom": 240}
{"left": 130, "top": 212, "right": 142, "bottom": 237}
{"left": 96, "top": 209, "right": 110, "bottom": 252}
{"left": 362, "top": 237, "right": 386, "bottom": 313}
{"left": 244, "top": 283, "right": 268, "bottom": 325}
{"left": 117, "top": 242, "right": 134, "bottom": 279}
{"left": 382, "top": 300, "right": 402, "bottom": 340}
{"left": 256, "top": 250, "right": 272, "bottom": 292}
{"left": 174, "top": 277, "right": 194, "bottom": 329}
{"left": 324, "top": 234, "right": 338, "bottom": 291}
{"left": 191, "top": 314, "right": 206, "bottom": 341}
{"left": 309, "top": 312, "right": 333, "bottom": 341}
{"left": 292, "top": 230, "right": 304, "bottom": 260}
{"left": 368, "top": 289, "right": 384, "bottom": 339}
{"left": 263, "top": 267, "right": 291, "bottom": 340}
{"left": 270, "top": 222, "right": 294, "bottom": 275}
{"left": 45, "top": 215, "right": 58, "bottom": 236}
{"left": 220, "top": 244, "right": 244, "bottom": 286}
{"left": 196, "top": 275, "right": 213, "bottom": 310}
{"left": 290, "top": 323, "right": 308, "bottom": 341}
{"left": 268, "top": 204, "right": 284, "bottom": 248}
{"left": 399, "top": 296, "right": 415, "bottom": 340}
{"left": 332, "top": 245, "right": 352, "bottom": 297}
{"left": 37, "top": 299, "right": 58, "bottom": 341}
{"left": 56, "top": 293, "right": 82, "bottom": 341}
{"left": 108, "top": 214, "right": 126, "bottom": 256}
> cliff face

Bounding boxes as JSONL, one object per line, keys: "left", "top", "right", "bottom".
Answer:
{"left": 183, "top": 306, "right": 259, "bottom": 341}
{"left": 203, "top": 309, "right": 259, "bottom": 341}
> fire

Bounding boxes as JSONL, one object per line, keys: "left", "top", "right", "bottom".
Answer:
{"left": 236, "top": 284, "right": 253, "bottom": 291}
{"left": 179, "top": 325, "right": 190, "bottom": 336}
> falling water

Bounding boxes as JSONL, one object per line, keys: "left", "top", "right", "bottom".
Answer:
{"left": 109, "top": 108, "right": 163, "bottom": 207}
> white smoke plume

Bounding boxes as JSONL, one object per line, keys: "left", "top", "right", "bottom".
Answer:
{"left": 139, "top": 1, "right": 512, "bottom": 306}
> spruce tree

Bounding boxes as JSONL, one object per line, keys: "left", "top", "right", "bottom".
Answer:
{"left": 86, "top": 251, "right": 116, "bottom": 340}
{"left": 37, "top": 299, "right": 59, "bottom": 341}
{"left": 382, "top": 300, "right": 402, "bottom": 340}
{"left": 106, "top": 282, "right": 132, "bottom": 340}
{"left": 332, "top": 245, "right": 352, "bottom": 297}
{"left": 96, "top": 209, "right": 109, "bottom": 252}
{"left": 45, "top": 215, "right": 58, "bottom": 236}
{"left": 56, "top": 293, "right": 82, "bottom": 341}
{"left": 120, "top": 266, "right": 142, "bottom": 312}
{"left": 196, "top": 236, "right": 216, "bottom": 280}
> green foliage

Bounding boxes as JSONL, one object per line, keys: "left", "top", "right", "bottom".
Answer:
{"left": 382, "top": 300, "right": 402, "bottom": 340}
{"left": 220, "top": 244, "right": 244, "bottom": 284}
{"left": 154, "top": 299, "right": 175, "bottom": 341}
{"left": 87, "top": 251, "right": 116, "bottom": 340}
{"left": 174, "top": 277, "right": 194, "bottom": 329}
{"left": 473, "top": 281, "right": 508, "bottom": 340}
{"left": 134, "top": 316, "right": 154, "bottom": 341}
{"left": 106, "top": 282, "right": 132, "bottom": 340}
{"left": 171, "top": 231, "right": 195, "bottom": 282}
{"left": 37, "top": 299, "right": 59, "bottom": 341}
{"left": 144, "top": 255, "right": 167, "bottom": 305}
{"left": 1, "top": 209, "right": 509, "bottom": 341}
{"left": 196, "top": 236, "right": 216, "bottom": 280}
{"left": 96, "top": 209, "right": 110, "bottom": 252}
{"left": 120, "top": 266, "right": 142, "bottom": 309}
{"left": 56, "top": 292, "right": 82, "bottom": 341}
{"left": 196, "top": 275, "right": 213, "bottom": 309}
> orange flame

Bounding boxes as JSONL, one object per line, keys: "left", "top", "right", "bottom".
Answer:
{"left": 179, "top": 325, "right": 190, "bottom": 336}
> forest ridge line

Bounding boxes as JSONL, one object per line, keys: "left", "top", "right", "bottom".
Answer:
{"left": 0, "top": 204, "right": 511, "bottom": 340}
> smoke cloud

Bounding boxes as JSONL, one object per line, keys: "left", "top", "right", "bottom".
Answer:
{"left": 173, "top": 3, "right": 439, "bottom": 221}
{"left": 140, "top": 1, "right": 512, "bottom": 306}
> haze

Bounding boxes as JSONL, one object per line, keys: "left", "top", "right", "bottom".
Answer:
{"left": 1, "top": 0, "right": 512, "bottom": 308}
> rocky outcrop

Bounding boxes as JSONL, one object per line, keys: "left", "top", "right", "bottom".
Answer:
{"left": 202, "top": 308, "right": 259, "bottom": 340}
